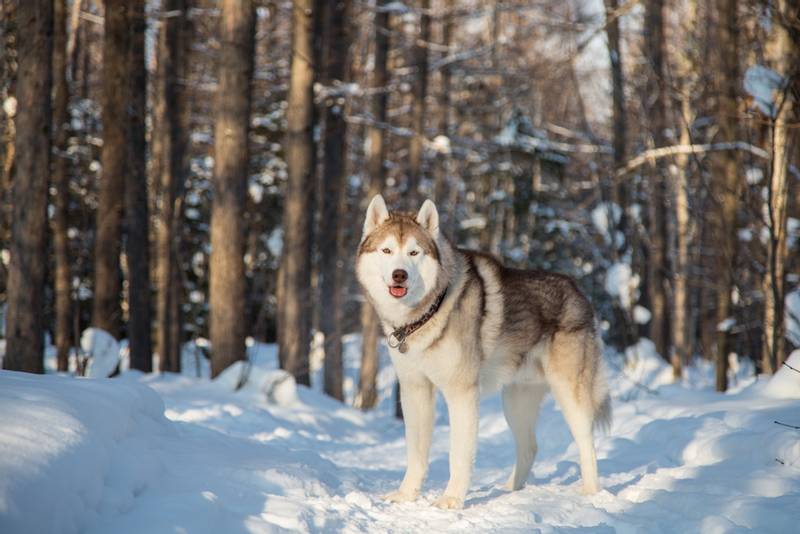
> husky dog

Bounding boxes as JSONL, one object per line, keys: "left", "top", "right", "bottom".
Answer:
{"left": 356, "top": 195, "right": 611, "bottom": 509}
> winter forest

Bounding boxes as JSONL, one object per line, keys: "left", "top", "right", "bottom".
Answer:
{"left": 1, "top": 0, "right": 799, "bottom": 532}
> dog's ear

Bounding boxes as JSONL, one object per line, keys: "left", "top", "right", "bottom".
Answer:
{"left": 416, "top": 199, "right": 439, "bottom": 238}
{"left": 363, "top": 194, "right": 389, "bottom": 236}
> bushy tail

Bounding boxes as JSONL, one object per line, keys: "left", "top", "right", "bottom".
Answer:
{"left": 591, "top": 334, "right": 613, "bottom": 434}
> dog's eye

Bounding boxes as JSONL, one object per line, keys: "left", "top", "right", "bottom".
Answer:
{"left": 409, "top": 250, "right": 419, "bottom": 256}
{"left": 381, "top": 248, "right": 391, "bottom": 254}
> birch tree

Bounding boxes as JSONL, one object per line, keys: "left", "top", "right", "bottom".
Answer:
{"left": 761, "top": 0, "right": 798, "bottom": 374}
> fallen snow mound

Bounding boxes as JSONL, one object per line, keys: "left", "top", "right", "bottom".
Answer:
{"left": 80, "top": 328, "right": 121, "bottom": 378}
{"left": 0, "top": 372, "right": 171, "bottom": 534}
{"left": 763, "top": 350, "right": 800, "bottom": 399}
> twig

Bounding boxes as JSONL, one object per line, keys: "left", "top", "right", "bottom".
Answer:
{"left": 782, "top": 361, "right": 800, "bottom": 375}
{"left": 774, "top": 420, "right": 800, "bottom": 430}
{"left": 775, "top": 458, "right": 785, "bottom": 465}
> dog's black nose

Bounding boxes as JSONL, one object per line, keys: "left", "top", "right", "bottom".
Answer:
{"left": 392, "top": 269, "right": 408, "bottom": 284}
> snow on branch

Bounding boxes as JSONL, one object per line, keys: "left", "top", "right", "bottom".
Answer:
{"left": 616, "top": 141, "right": 800, "bottom": 180}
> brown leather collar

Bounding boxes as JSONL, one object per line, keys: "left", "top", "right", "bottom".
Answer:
{"left": 388, "top": 288, "right": 448, "bottom": 353}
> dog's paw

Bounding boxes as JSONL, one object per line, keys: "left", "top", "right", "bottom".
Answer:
{"left": 432, "top": 494, "right": 464, "bottom": 510}
{"left": 580, "top": 483, "right": 600, "bottom": 496}
{"left": 503, "top": 473, "right": 524, "bottom": 491}
{"left": 382, "top": 490, "right": 417, "bottom": 503}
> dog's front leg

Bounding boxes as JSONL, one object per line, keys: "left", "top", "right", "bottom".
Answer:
{"left": 434, "top": 386, "right": 479, "bottom": 509}
{"left": 384, "top": 374, "right": 435, "bottom": 503}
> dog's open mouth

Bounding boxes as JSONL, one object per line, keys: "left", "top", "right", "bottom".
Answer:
{"left": 389, "top": 285, "right": 408, "bottom": 298}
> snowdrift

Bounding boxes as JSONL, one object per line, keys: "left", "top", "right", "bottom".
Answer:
{"left": 0, "top": 372, "right": 170, "bottom": 534}
{"left": 2, "top": 337, "right": 800, "bottom": 532}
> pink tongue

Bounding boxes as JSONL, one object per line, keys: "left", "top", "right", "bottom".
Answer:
{"left": 390, "top": 286, "right": 407, "bottom": 298}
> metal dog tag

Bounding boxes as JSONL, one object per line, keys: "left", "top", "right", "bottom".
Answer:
{"left": 398, "top": 341, "right": 408, "bottom": 354}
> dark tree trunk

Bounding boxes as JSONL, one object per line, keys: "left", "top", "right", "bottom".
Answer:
{"left": 3, "top": 0, "right": 53, "bottom": 374}
{"left": 92, "top": 0, "right": 130, "bottom": 339}
{"left": 356, "top": 0, "right": 391, "bottom": 411}
{"left": 433, "top": 0, "right": 453, "bottom": 211}
{"left": 406, "top": 0, "right": 430, "bottom": 206}
{"left": 279, "top": 0, "right": 322, "bottom": 386}
{"left": 210, "top": 0, "right": 256, "bottom": 378}
{"left": 0, "top": 0, "right": 18, "bottom": 301}
{"left": 52, "top": 0, "right": 72, "bottom": 372}
{"left": 713, "top": 0, "right": 740, "bottom": 391}
{"left": 643, "top": 0, "right": 670, "bottom": 359}
{"left": 319, "top": 0, "right": 352, "bottom": 402}
{"left": 604, "top": 0, "right": 627, "bottom": 244}
{"left": 125, "top": 0, "right": 152, "bottom": 372}
{"left": 154, "top": 0, "right": 190, "bottom": 373}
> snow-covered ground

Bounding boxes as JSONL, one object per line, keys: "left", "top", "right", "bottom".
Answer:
{"left": 1, "top": 337, "right": 799, "bottom": 533}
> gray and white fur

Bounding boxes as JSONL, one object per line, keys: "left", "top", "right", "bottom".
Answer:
{"left": 356, "top": 195, "right": 611, "bottom": 509}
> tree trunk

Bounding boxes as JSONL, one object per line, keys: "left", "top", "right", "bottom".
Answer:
{"left": 761, "top": 0, "right": 798, "bottom": 374}
{"left": 125, "top": 0, "right": 152, "bottom": 372}
{"left": 154, "top": 0, "right": 190, "bottom": 373}
{"left": 670, "top": 1, "right": 701, "bottom": 380}
{"left": 671, "top": 98, "right": 693, "bottom": 379}
{"left": 319, "top": 0, "right": 352, "bottom": 401}
{"left": 92, "top": 0, "right": 130, "bottom": 339}
{"left": 433, "top": 0, "right": 453, "bottom": 212}
{"left": 3, "top": 0, "right": 52, "bottom": 374}
{"left": 604, "top": 0, "right": 627, "bottom": 248}
{"left": 0, "top": 0, "right": 18, "bottom": 301}
{"left": 713, "top": 0, "right": 740, "bottom": 391}
{"left": 210, "top": 0, "right": 255, "bottom": 378}
{"left": 280, "top": 0, "right": 321, "bottom": 386}
{"left": 643, "top": 0, "right": 670, "bottom": 359}
{"left": 356, "top": 0, "right": 391, "bottom": 411}
{"left": 406, "top": 0, "right": 430, "bottom": 206}
{"left": 52, "top": 0, "right": 72, "bottom": 372}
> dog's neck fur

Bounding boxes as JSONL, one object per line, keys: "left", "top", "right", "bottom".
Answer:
{"left": 371, "top": 234, "right": 462, "bottom": 328}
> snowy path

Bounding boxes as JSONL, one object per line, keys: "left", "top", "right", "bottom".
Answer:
{"left": 2, "top": 341, "right": 800, "bottom": 533}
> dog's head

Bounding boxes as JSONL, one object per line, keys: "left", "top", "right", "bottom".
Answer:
{"left": 356, "top": 195, "right": 442, "bottom": 318}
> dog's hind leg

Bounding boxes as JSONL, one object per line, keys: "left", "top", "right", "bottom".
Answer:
{"left": 545, "top": 331, "right": 601, "bottom": 494}
{"left": 502, "top": 382, "right": 547, "bottom": 490}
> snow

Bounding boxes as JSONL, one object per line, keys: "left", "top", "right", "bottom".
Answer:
{"left": 632, "top": 305, "right": 651, "bottom": 325}
{"left": 744, "top": 65, "right": 785, "bottom": 118}
{"left": 2, "top": 96, "right": 16, "bottom": 117}
{"left": 717, "top": 317, "right": 736, "bottom": 333}
{"left": 605, "top": 262, "right": 639, "bottom": 311}
{"left": 80, "top": 328, "right": 120, "bottom": 378}
{"left": 430, "top": 135, "right": 451, "bottom": 155}
{"left": 763, "top": 350, "right": 800, "bottom": 399}
{"left": 787, "top": 289, "right": 800, "bottom": 346}
{"left": 0, "top": 372, "right": 169, "bottom": 534}
{"left": 591, "top": 202, "right": 621, "bottom": 244}
{"left": 2, "top": 336, "right": 799, "bottom": 533}
{"left": 746, "top": 167, "right": 764, "bottom": 185}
